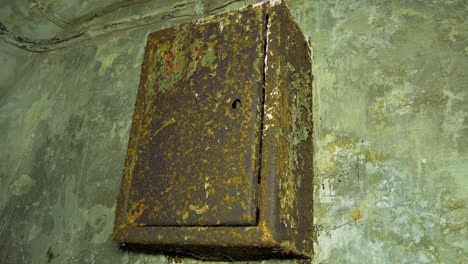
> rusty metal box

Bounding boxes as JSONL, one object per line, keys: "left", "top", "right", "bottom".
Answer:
{"left": 113, "top": 1, "right": 313, "bottom": 260}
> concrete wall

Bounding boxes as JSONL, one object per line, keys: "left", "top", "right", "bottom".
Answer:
{"left": 0, "top": 0, "right": 466, "bottom": 263}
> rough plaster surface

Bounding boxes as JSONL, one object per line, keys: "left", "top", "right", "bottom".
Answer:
{"left": 305, "top": 1, "right": 467, "bottom": 262}
{"left": 0, "top": 0, "right": 467, "bottom": 263}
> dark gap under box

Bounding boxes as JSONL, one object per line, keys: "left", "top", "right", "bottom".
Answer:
{"left": 113, "top": 1, "right": 314, "bottom": 261}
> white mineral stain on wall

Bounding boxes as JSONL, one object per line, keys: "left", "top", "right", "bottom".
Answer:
{"left": 98, "top": 53, "right": 120, "bottom": 76}
{"left": 9, "top": 174, "right": 36, "bottom": 196}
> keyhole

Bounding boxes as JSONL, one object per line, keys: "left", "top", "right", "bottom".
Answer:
{"left": 232, "top": 99, "right": 241, "bottom": 109}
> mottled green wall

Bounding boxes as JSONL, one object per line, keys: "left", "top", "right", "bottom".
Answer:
{"left": 0, "top": 0, "right": 466, "bottom": 263}
{"left": 302, "top": 0, "right": 467, "bottom": 262}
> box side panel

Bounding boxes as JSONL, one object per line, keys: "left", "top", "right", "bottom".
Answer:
{"left": 263, "top": 2, "right": 314, "bottom": 256}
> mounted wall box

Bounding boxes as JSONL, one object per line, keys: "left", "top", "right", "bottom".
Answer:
{"left": 113, "top": 1, "right": 313, "bottom": 260}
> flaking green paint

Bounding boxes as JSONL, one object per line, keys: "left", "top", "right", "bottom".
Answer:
{"left": 279, "top": 66, "right": 313, "bottom": 229}
{"left": 186, "top": 39, "right": 204, "bottom": 80}
{"left": 200, "top": 46, "right": 217, "bottom": 67}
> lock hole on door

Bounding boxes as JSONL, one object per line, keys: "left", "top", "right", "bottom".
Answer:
{"left": 232, "top": 99, "right": 241, "bottom": 109}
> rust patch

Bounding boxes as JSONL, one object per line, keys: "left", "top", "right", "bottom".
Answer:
{"left": 153, "top": 118, "right": 176, "bottom": 136}
{"left": 351, "top": 208, "right": 362, "bottom": 221}
{"left": 189, "top": 204, "right": 209, "bottom": 215}
{"left": 126, "top": 197, "right": 148, "bottom": 224}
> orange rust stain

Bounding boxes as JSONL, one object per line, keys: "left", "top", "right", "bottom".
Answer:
{"left": 231, "top": 231, "right": 242, "bottom": 239}
{"left": 154, "top": 204, "right": 163, "bottom": 212}
{"left": 189, "top": 204, "right": 209, "bottom": 214}
{"left": 241, "top": 213, "right": 251, "bottom": 219}
{"left": 351, "top": 208, "right": 362, "bottom": 221}
{"left": 260, "top": 221, "right": 273, "bottom": 242}
{"left": 224, "top": 176, "right": 243, "bottom": 185}
{"left": 127, "top": 197, "right": 148, "bottom": 224}
{"left": 223, "top": 194, "right": 233, "bottom": 201}
{"left": 208, "top": 39, "right": 218, "bottom": 48}
{"left": 240, "top": 201, "right": 246, "bottom": 209}
{"left": 153, "top": 119, "right": 176, "bottom": 136}
{"left": 163, "top": 50, "right": 182, "bottom": 74}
